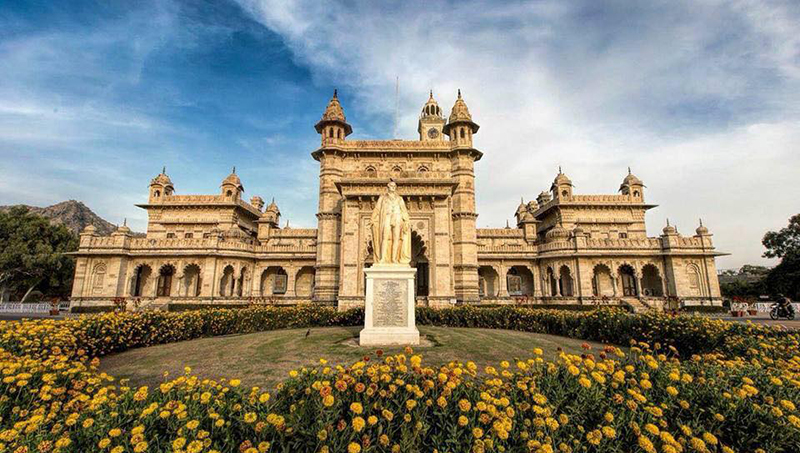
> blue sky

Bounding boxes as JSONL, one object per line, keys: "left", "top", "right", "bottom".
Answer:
{"left": 1, "top": 0, "right": 799, "bottom": 269}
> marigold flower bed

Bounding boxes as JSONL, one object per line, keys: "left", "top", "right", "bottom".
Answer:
{"left": 1, "top": 306, "right": 798, "bottom": 452}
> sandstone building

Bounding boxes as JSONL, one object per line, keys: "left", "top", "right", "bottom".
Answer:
{"left": 70, "top": 90, "right": 724, "bottom": 311}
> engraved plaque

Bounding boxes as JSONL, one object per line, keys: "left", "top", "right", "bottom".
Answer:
{"left": 373, "top": 279, "right": 408, "bottom": 327}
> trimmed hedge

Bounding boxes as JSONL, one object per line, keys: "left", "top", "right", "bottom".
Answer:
{"left": 679, "top": 305, "right": 729, "bottom": 314}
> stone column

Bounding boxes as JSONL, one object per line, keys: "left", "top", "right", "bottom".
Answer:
{"left": 430, "top": 198, "right": 455, "bottom": 308}
{"left": 286, "top": 265, "right": 297, "bottom": 298}
{"left": 313, "top": 151, "right": 343, "bottom": 305}
{"left": 451, "top": 152, "right": 480, "bottom": 303}
{"left": 337, "top": 198, "right": 363, "bottom": 309}
{"left": 498, "top": 265, "right": 509, "bottom": 298}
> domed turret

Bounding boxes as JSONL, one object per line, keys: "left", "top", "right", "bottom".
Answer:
{"left": 114, "top": 218, "right": 131, "bottom": 235}
{"left": 82, "top": 224, "right": 97, "bottom": 235}
{"left": 551, "top": 167, "right": 573, "bottom": 199}
{"left": 442, "top": 90, "right": 479, "bottom": 146}
{"left": 537, "top": 191, "right": 552, "bottom": 205}
{"left": 695, "top": 219, "right": 709, "bottom": 236}
{"left": 418, "top": 90, "right": 446, "bottom": 141}
{"left": 620, "top": 167, "right": 645, "bottom": 200}
{"left": 149, "top": 167, "right": 174, "bottom": 202}
{"left": 262, "top": 198, "right": 280, "bottom": 228}
{"left": 516, "top": 198, "right": 527, "bottom": 216}
{"left": 221, "top": 167, "right": 243, "bottom": 200}
{"left": 545, "top": 223, "right": 570, "bottom": 241}
{"left": 662, "top": 219, "right": 677, "bottom": 236}
{"left": 315, "top": 89, "right": 352, "bottom": 143}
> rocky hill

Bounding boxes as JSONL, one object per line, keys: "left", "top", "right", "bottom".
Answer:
{"left": 0, "top": 200, "right": 126, "bottom": 236}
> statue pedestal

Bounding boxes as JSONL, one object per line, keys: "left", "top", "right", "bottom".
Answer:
{"left": 359, "top": 265, "right": 419, "bottom": 346}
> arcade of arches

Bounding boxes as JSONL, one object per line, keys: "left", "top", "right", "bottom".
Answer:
{"left": 70, "top": 89, "right": 724, "bottom": 310}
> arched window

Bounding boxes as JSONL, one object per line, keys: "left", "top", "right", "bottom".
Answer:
{"left": 337, "top": 129, "right": 342, "bottom": 139}
{"left": 154, "top": 190, "right": 160, "bottom": 198}
{"left": 633, "top": 190, "right": 640, "bottom": 197}
{"left": 156, "top": 265, "right": 175, "bottom": 297}
{"left": 618, "top": 265, "right": 637, "bottom": 297}
{"left": 92, "top": 263, "right": 106, "bottom": 294}
{"left": 460, "top": 128, "right": 465, "bottom": 139}
{"left": 561, "top": 190, "right": 568, "bottom": 197}
{"left": 226, "top": 190, "right": 232, "bottom": 197}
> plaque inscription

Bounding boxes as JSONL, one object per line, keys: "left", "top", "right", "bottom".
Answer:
{"left": 373, "top": 279, "right": 407, "bottom": 327}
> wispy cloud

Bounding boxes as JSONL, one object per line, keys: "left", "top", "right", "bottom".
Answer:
{"left": 235, "top": 0, "right": 800, "bottom": 268}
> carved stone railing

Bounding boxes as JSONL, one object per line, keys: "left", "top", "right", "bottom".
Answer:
{"left": 585, "top": 238, "right": 663, "bottom": 249}
{"left": 477, "top": 228, "right": 525, "bottom": 238}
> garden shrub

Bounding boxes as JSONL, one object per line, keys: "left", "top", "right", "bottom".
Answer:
{"left": 1, "top": 306, "right": 798, "bottom": 452}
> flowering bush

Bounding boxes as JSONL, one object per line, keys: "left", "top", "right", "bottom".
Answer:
{"left": 1, "top": 306, "right": 798, "bottom": 452}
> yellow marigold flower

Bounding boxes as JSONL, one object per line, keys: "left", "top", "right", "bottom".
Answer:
{"left": 666, "top": 386, "right": 678, "bottom": 397}
{"left": 459, "top": 415, "right": 469, "bottom": 426}
{"left": 111, "top": 447, "right": 124, "bottom": 453}
{"left": 186, "top": 420, "right": 200, "bottom": 430}
{"left": 406, "top": 400, "right": 417, "bottom": 410}
{"left": 259, "top": 392, "right": 270, "bottom": 404}
{"left": 714, "top": 413, "right": 725, "bottom": 422}
{"left": 558, "top": 414, "right": 569, "bottom": 425}
{"left": 244, "top": 412, "right": 257, "bottom": 424}
{"left": 382, "top": 409, "right": 394, "bottom": 421}
{"left": 459, "top": 399, "right": 472, "bottom": 412}
{"left": 347, "top": 442, "right": 361, "bottom": 453}
{"left": 133, "top": 441, "right": 148, "bottom": 453}
{"left": 437, "top": 396, "right": 447, "bottom": 408}
{"left": 567, "top": 365, "right": 580, "bottom": 376}
{"left": 644, "top": 424, "right": 659, "bottom": 436}
{"left": 663, "top": 445, "right": 678, "bottom": 453}
{"left": 258, "top": 441, "right": 270, "bottom": 452}
{"left": 578, "top": 377, "right": 592, "bottom": 388}
{"left": 602, "top": 426, "right": 616, "bottom": 438}
{"left": 350, "top": 402, "right": 363, "bottom": 414}
{"left": 604, "top": 412, "right": 614, "bottom": 423}
{"left": 637, "top": 435, "right": 656, "bottom": 453}
{"left": 108, "top": 428, "right": 122, "bottom": 438}
{"left": 173, "top": 438, "right": 186, "bottom": 449}
{"left": 690, "top": 437, "right": 706, "bottom": 451}
{"left": 317, "top": 429, "right": 327, "bottom": 441}
{"left": 82, "top": 418, "right": 94, "bottom": 428}
{"left": 533, "top": 348, "right": 543, "bottom": 356}
{"left": 323, "top": 394, "right": 335, "bottom": 407}
{"left": 352, "top": 416, "right": 365, "bottom": 432}
{"left": 781, "top": 400, "right": 796, "bottom": 411}
{"left": 289, "top": 370, "right": 298, "bottom": 378}
{"left": 702, "top": 432, "right": 718, "bottom": 445}
{"left": 473, "top": 427, "right": 484, "bottom": 438}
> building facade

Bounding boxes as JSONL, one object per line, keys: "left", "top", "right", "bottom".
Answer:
{"left": 70, "top": 90, "right": 724, "bottom": 311}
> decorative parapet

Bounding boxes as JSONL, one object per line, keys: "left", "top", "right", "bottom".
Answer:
{"left": 75, "top": 235, "right": 317, "bottom": 256}
{"left": 136, "top": 195, "right": 262, "bottom": 217}
{"left": 270, "top": 228, "right": 318, "bottom": 238}
{"left": 477, "top": 228, "right": 524, "bottom": 238}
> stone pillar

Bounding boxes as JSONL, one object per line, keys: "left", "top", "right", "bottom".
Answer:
{"left": 498, "top": 265, "right": 509, "bottom": 298}
{"left": 451, "top": 151, "right": 480, "bottom": 303}
{"left": 313, "top": 151, "right": 343, "bottom": 305}
{"left": 429, "top": 198, "right": 455, "bottom": 308}
{"left": 286, "top": 265, "right": 297, "bottom": 298}
{"left": 337, "top": 198, "right": 363, "bottom": 309}
{"left": 531, "top": 265, "right": 543, "bottom": 298}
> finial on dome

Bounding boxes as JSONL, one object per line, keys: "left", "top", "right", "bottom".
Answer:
{"left": 558, "top": 165, "right": 562, "bottom": 174}
{"left": 505, "top": 219, "right": 510, "bottom": 229}
{"left": 666, "top": 218, "right": 670, "bottom": 227}
{"left": 628, "top": 166, "right": 631, "bottom": 175}
{"left": 699, "top": 218, "right": 703, "bottom": 227}
{"left": 429, "top": 89, "right": 433, "bottom": 99}
{"left": 123, "top": 218, "right": 127, "bottom": 226}
{"left": 333, "top": 88, "right": 338, "bottom": 98}
{"left": 162, "top": 166, "right": 166, "bottom": 174}
{"left": 457, "top": 88, "right": 462, "bottom": 99}
{"left": 232, "top": 166, "right": 236, "bottom": 174}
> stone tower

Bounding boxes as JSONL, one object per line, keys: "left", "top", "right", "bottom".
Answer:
{"left": 148, "top": 167, "right": 174, "bottom": 202}
{"left": 312, "top": 90, "right": 352, "bottom": 303}
{"left": 443, "top": 90, "right": 482, "bottom": 303}
{"left": 418, "top": 91, "right": 446, "bottom": 141}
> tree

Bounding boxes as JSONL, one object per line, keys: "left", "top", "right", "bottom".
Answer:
{"left": 762, "top": 214, "right": 800, "bottom": 259}
{"left": 762, "top": 214, "right": 800, "bottom": 300}
{"left": 0, "top": 206, "right": 78, "bottom": 301}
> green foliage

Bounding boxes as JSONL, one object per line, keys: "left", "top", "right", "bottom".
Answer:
{"left": 0, "top": 206, "right": 78, "bottom": 299}
{"left": 762, "top": 213, "right": 800, "bottom": 259}
{"left": 761, "top": 214, "right": 800, "bottom": 299}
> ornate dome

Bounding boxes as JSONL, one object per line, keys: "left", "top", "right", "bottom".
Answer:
{"left": 546, "top": 224, "right": 569, "bottom": 241}
{"left": 221, "top": 168, "right": 243, "bottom": 190}
{"left": 421, "top": 91, "right": 442, "bottom": 118}
{"left": 82, "top": 224, "right": 97, "bottom": 234}
{"left": 696, "top": 220, "right": 709, "bottom": 236}
{"left": 448, "top": 89, "right": 473, "bottom": 123}
{"left": 443, "top": 90, "right": 479, "bottom": 134}
{"left": 222, "top": 225, "right": 249, "bottom": 239}
{"left": 620, "top": 168, "right": 644, "bottom": 191}
{"left": 150, "top": 167, "right": 173, "bottom": 187}
{"left": 662, "top": 219, "right": 677, "bottom": 235}
{"left": 116, "top": 219, "right": 131, "bottom": 234}
{"left": 573, "top": 226, "right": 585, "bottom": 236}
{"left": 552, "top": 170, "right": 572, "bottom": 187}
{"left": 516, "top": 198, "right": 527, "bottom": 215}
{"left": 266, "top": 197, "right": 280, "bottom": 214}
{"left": 315, "top": 89, "right": 353, "bottom": 136}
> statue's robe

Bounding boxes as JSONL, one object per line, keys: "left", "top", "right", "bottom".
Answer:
{"left": 370, "top": 192, "right": 411, "bottom": 265}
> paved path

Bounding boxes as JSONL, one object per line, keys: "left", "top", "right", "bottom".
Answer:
{"left": 718, "top": 315, "right": 800, "bottom": 329}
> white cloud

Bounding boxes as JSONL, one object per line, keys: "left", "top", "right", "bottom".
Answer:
{"left": 236, "top": 0, "right": 800, "bottom": 269}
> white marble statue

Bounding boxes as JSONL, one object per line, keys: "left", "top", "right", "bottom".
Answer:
{"left": 370, "top": 181, "right": 411, "bottom": 265}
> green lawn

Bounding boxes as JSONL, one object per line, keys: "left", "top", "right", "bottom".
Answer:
{"left": 99, "top": 326, "right": 612, "bottom": 389}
